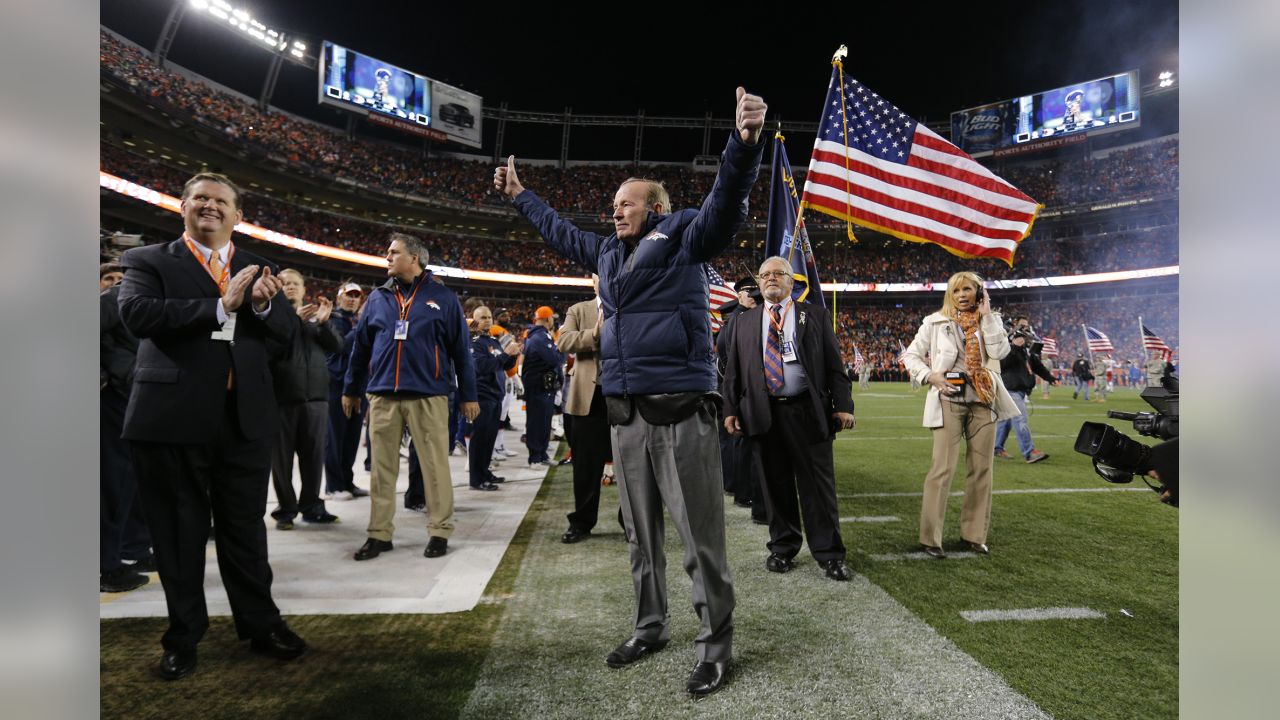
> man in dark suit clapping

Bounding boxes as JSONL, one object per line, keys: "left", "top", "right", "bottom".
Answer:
{"left": 118, "top": 172, "right": 307, "bottom": 681}
{"left": 722, "top": 256, "right": 856, "bottom": 581}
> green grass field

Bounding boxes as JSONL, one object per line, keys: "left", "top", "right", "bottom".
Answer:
{"left": 100, "top": 383, "right": 1176, "bottom": 719}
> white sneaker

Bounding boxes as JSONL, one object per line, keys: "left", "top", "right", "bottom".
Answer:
{"left": 326, "top": 491, "right": 354, "bottom": 502}
{"left": 502, "top": 449, "right": 519, "bottom": 457}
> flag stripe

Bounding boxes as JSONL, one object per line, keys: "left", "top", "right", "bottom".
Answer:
{"left": 912, "top": 127, "right": 1034, "bottom": 200}
{"left": 801, "top": 192, "right": 1017, "bottom": 258}
{"left": 809, "top": 142, "right": 1038, "bottom": 215}
{"left": 807, "top": 151, "right": 1037, "bottom": 225}
{"left": 803, "top": 167, "right": 1031, "bottom": 242}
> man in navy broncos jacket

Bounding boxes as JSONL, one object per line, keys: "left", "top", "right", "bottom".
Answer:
{"left": 495, "top": 87, "right": 767, "bottom": 697}
{"left": 342, "top": 232, "right": 478, "bottom": 561}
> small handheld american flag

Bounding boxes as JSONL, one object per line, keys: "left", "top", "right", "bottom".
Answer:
{"left": 706, "top": 266, "right": 738, "bottom": 332}
{"left": 1083, "top": 325, "right": 1115, "bottom": 353}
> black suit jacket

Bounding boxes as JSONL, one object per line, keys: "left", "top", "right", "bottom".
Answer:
{"left": 722, "top": 301, "right": 854, "bottom": 439}
{"left": 118, "top": 238, "right": 295, "bottom": 444}
{"left": 100, "top": 284, "right": 138, "bottom": 399}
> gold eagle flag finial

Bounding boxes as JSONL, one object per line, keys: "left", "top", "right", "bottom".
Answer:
{"left": 831, "top": 45, "right": 848, "bottom": 64}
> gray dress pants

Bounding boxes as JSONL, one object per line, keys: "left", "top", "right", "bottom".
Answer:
{"left": 611, "top": 401, "right": 734, "bottom": 662}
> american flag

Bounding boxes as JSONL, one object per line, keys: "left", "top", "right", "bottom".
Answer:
{"left": 1041, "top": 337, "right": 1059, "bottom": 358}
{"left": 1141, "top": 323, "right": 1172, "bottom": 359}
{"left": 706, "top": 266, "right": 738, "bottom": 332}
{"left": 853, "top": 344, "right": 866, "bottom": 374}
{"left": 1084, "top": 325, "right": 1115, "bottom": 353}
{"left": 800, "top": 64, "right": 1040, "bottom": 266}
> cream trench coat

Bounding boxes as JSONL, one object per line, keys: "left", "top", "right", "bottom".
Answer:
{"left": 901, "top": 311, "right": 1021, "bottom": 428}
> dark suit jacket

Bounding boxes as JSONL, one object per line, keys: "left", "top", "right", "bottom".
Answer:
{"left": 118, "top": 238, "right": 295, "bottom": 445}
{"left": 100, "top": 284, "right": 138, "bottom": 399}
{"left": 722, "top": 301, "right": 854, "bottom": 439}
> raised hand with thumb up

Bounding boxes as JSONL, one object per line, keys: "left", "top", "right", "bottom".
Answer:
{"left": 493, "top": 155, "right": 525, "bottom": 199}
{"left": 735, "top": 86, "right": 767, "bottom": 145}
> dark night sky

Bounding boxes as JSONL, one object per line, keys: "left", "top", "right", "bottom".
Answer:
{"left": 101, "top": 0, "right": 1178, "bottom": 158}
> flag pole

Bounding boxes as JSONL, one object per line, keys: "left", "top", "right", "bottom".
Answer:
{"left": 1081, "top": 324, "right": 1090, "bottom": 363}
{"left": 830, "top": 45, "right": 858, "bottom": 243}
{"left": 1138, "top": 315, "right": 1147, "bottom": 363}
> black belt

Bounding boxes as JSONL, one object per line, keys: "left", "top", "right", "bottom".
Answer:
{"left": 768, "top": 391, "right": 809, "bottom": 404}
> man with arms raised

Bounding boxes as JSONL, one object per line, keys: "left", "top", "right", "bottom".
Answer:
{"left": 494, "top": 87, "right": 767, "bottom": 696}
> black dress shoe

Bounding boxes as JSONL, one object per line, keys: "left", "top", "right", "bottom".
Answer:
{"left": 101, "top": 566, "right": 149, "bottom": 593}
{"left": 488, "top": 475, "right": 506, "bottom": 484}
{"left": 686, "top": 660, "right": 729, "bottom": 695}
{"left": 349, "top": 485, "right": 370, "bottom": 498}
{"left": 158, "top": 648, "right": 197, "bottom": 681}
{"left": 765, "top": 553, "right": 794, "bottom": 574}
{"left": 250, "top": 623, "right": 307, "bottom": 660}
{"left": 732, "top": 498, "right": 753, "bottom": 508}
{"left": 354, "top": 538, "right": 393, "bottom": 561}
{"left": 424, "top": 536, "right": 448, "bottom": 558}
{"left": 302, "top": 511, "right": 340, "bottom": 524}
{"left": 124, "top": 554, "right": 157, "bottom": 573}
{"left": 470, "top": 481, "right": 500, "bottom": 491}
{"left": 561, "top": 527, "right": 591, "bottom": 544}
{"left": 964, "top": 541, "right": 990, "bottom": 555}
{"left": 921, "top": 544, "right": 947, "bottom": 559}
{"left": 605, "top": 637, "right": 669, "bottom": 668}
{"left": 821, "top": 559, "right": 852, "bottom": 581}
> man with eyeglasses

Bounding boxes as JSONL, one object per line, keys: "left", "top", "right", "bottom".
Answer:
{"left": 722, "top": 256, "right": 856, "bottom": 582}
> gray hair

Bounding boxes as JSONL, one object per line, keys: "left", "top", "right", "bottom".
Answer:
{"left": 390, "top": 232, "right": 429, "bottom": 269}
{"left": 759, "top": 256, "right": 795, "bottom": 275}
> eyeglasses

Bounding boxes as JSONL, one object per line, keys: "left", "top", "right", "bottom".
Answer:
{"left": 758, "top": 271, "right": 790, "bottom": 279}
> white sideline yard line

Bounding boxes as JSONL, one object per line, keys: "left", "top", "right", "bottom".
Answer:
{"left": 840, "top": 515, "right": 901, "bottom": 523}
{"left": 871, "top": 551, "right": 981, "bottom": 561}
{"left": 961, "top": 607, "right": 1106, "bottom": 623}
{"left": 841, "top": 487, "right": 1149, "bottom": 499}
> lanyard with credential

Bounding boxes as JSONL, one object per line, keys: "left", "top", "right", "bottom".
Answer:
{"left": 765, "top": 298, "right": 793, "bottom": 342}
{"left": 393, "top": 275, "right": 424, "bottom": 340}
{"left": 183, "top": 235, "right": 235, "bottom": 293}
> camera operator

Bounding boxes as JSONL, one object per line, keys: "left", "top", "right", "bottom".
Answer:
{"left": 994, "top": 319, "right": 1056, "bottom": 464}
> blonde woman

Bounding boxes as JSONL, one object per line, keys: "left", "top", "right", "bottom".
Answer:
{"left": 902, "top": 272, "right": 1020, "bottom": 558}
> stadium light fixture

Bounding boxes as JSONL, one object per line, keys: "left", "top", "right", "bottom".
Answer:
{"left": 185, "top": 1, "right": 316, "bottom": 67}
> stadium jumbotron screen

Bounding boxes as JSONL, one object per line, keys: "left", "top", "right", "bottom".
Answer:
{"left": 318, "top": 41, "right": 431, "bottom": 126}
{"left": 951, "top": 70, "right": 1140, "bottom": 156}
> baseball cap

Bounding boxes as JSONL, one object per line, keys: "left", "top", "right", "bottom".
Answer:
{"left": 535, "top": 306, "right": 555, "bottom": 320}
{"left": 339, "top": 282, "right": 363, "bottom": 295}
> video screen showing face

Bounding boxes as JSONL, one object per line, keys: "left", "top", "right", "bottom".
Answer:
{"left": 321, "top": 42, "right": 431, "bottom": 126}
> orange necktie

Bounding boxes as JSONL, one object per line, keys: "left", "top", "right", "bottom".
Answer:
{"left": 209, "top": 250, "right": 234, "bottom": 390}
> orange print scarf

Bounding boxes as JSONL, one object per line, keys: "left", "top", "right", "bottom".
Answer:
{"left": 955, "top": 310, "right": 994, "bottom": 405}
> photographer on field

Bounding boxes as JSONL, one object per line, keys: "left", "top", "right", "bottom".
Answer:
{"left": 994, "top": 316, "right": 1056, "bottom": 464}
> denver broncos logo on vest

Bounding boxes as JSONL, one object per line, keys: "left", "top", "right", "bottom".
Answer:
{"left": 425, "top": 300, "right": 441, "bottom": 310}
{"left": 641, "top": 230, "right": 669, "bottom": 242}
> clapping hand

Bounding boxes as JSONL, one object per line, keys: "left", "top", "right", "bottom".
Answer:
{"left": 251, "top": 267, "right": 283, "bottom": 311}
{"left": 221, "top": 265, "right": 259, "bottom": 313}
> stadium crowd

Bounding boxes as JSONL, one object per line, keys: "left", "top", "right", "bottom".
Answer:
{"left": 102, "top": 139, "right": 1178, "bottom": 283}
{"left": 101, "top": 29, "right": 1178, "bottom": 222}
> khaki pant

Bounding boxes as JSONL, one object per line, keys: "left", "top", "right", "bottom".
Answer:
{"left": 919, "top": 400, "right": 995, "bottom": 547}
{"left": 366, "top": 394, "right": 453, "bottom": 541}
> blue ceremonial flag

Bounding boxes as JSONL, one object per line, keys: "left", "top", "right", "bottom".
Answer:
{"left": 765, "top": 132, "right": 825, "bottom": 306}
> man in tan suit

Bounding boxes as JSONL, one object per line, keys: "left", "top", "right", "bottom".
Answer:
{"left": 557, "top": 275, "right": 613, "bottom": 543}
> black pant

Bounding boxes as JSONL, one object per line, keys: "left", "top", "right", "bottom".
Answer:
{"left": 270, "top": 400, "right": 328, "bottom": 520}
{"left": 754, "top": 397, "right": 845, "bottom": 563}
{"left": 130, "top": 397, "right": 281, "bottom": 652}
{"left": 324, "top": 380, "right": 366, "bottom": 494}
{"left": 720, "top": 425, "right": 766, "bottom": 521}
{"left": 101, "top": 389, "right": 151, "bottom": 573}
{"left": 406, "top": 436, "right": 424, "bottom": 507}
{"left": 566, "top": 388, "right": 612, "bottom": 532}
{"left": 525, "top": 390, "right": 555, "bottom": 463}
{"left": 469, "top": 398, "right": 501, "bottom": 487}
